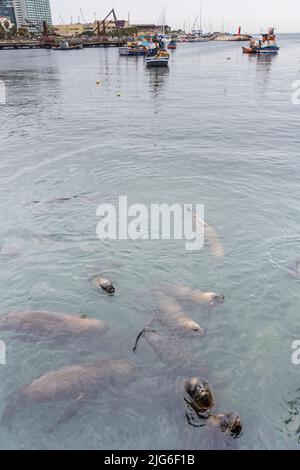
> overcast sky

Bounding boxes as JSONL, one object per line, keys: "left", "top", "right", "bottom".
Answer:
{"left": 50, "top": 0, "right": 299, "bottom": 33}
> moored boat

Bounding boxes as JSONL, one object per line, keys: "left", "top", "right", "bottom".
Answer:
{"left": 119, "top": 41, "right": 149, "bottom": 56}
{"left": 242, "top": 28, "right": 279, "bottom": 54}
{"left": 53, "top": 40, "right": 83, "bottom": 51}
{"left": 146, "top": 50, "right": 170, "bottom": 67}
{"left": 167, "top": 39, "right": 177, "bottom": 50}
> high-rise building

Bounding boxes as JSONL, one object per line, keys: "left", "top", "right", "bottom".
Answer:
{"left": 0, "top": 0, "right": 16, "bottom": 25}
{"left": 12, "top": 0, "right": 24, "bottom": 27}
{"left": 13, "top": 0, "right": 52, "bottom": 28}
{"left": 24, "top": 0, "right": 52, "bottom": 26}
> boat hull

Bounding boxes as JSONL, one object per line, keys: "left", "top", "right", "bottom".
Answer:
{"left": 242, "top": 47, "right": 255, "bottom": 54}
{"left": 119, "top": 47, "right": 148, "bottom": 57}
{"left": 243, "top": 46, "right": 279, "bottom": 54}
{"left": 53, "top": 45, "right": 83, "bottom": 51}
{"left": 256, "top": 47, "right": 280, "bottom": 54}
{"left": 146, "top": 58, "right": 169, "bottom": 67}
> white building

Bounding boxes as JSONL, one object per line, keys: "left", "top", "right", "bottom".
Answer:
{"left": 12, "top": 0, "right": 25, "bottom": 27}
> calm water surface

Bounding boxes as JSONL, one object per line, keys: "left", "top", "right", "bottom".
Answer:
{"left": 1, "top": 35, "right": 300, "bottom": 450}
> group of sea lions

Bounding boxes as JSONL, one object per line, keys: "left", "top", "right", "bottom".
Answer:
{"left": 0, "top": 214, "right": 242, "bottom": 445}
{"left": 0, "top": 279, "right": 241, "bottom": 442}
{"left": 133, "top": 284, "right": 243, "bottom": 440}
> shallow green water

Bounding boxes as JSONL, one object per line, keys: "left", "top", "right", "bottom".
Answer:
{"left": 0, "top": 35, "right": 300, "bottom": 449}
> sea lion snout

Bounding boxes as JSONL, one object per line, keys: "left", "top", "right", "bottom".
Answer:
{"left": 190, "top": 324, "right": 206, "bottom": 336}
{"left": 105, "top": 285, "right": 115, "bottom": 294}
{"left": 215, "top": 294, "right": 225, "bottom": 304}
{"left": 99, "top": 278, "right": 115, "bottom": 294}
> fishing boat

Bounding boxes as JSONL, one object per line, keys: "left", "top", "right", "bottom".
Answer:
{"left": 52, "top": 40, "right": 82, "bottom": 51}
{"left": 243, "top": 28, "right": 279, "bottom": 54}
{"left": 119, "top": 41, "right": 149, "bottom": 56}
{"left": 167, "top": 39, "right": 177, "bottom": 50}
{"left": 53, "top": 40, "right": 83, "bottom": 51}
{"left": 146, "top": 50, "right": 170, "bottom": 67}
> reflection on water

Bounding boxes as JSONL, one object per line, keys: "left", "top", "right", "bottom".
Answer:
{"left": 147, "top": 68, "right": 170, "bottom": 97}
{"left": 1, "top": 36, "right": 300, "bottom": 449}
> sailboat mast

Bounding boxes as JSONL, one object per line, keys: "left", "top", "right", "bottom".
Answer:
{"left": 200, "top": 4, "right": 202, "bottom": 35}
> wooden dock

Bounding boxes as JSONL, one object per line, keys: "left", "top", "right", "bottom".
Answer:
{"left": 0, "top": 39, "right": 127, "bottom": 50}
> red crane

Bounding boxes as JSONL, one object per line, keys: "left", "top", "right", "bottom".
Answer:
{"left": 93, "top": 9, "right": 120, "bottom": 39}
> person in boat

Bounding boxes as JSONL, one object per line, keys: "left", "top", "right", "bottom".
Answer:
{"left": 148, "top": 42, "right": 158, "bottom": 57}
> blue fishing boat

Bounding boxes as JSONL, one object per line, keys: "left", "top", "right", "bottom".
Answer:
{"left": 146, "top": 50, "right": 170, "bottom": 67}
{"left": 168, "top": 39, "right": 177, "bottom": 50}
{"left": 243, "top": 28, "right": 279, "bottom": 54}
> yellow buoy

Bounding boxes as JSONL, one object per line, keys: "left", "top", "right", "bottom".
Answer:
{"left": 96, "top": 80, "right": 101, "bottom": 85}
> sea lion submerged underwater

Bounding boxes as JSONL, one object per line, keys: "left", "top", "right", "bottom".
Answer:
{"left": 0, "top": 311, "right": 108, "bottom": 343}
{"left": 156, "top": 295, "right": 205, "bottom": 336}
{"left": 186, "top": 209, "right": 224, "bottom": 259}
{"left": 208, "top": 413, "right": 243, "bottom": 438}
{"left": 1, "top": 359, "right": 137, "bottom": 428}
{"left": 173, "top": 285, "right": 225, "bottom": 307}
{"left": 133, "top": 328, "right": 205, "bottom": 375}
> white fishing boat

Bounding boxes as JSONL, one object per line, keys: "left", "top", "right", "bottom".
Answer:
{"left": 53, "top": 40, "right": 83, "bottom": 51}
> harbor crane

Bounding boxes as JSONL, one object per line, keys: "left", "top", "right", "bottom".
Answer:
{"left": 24, "top": 19, "right": 59, "bottom": 45}
{"left": 92, "top": 9, "right": 120, "bottom": 38}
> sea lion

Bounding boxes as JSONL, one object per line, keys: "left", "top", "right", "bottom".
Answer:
{"left": 0, "top": 311, "right": 108, "bottom": 343}
{"left": 173, "top": 285, "right": 225, "bottom": 306}
{"left": 184, "top": 377, "right": 215, "bottom": 414}
{"left": 92, "top": 277, "right": 115, "bottom": 294}
{"left": 1, "top": 359, "right": 137, "bottom": 428}
{"left": 207, "top": 413, "right": 242, "bottom": 438}
{"left": 133, "top": 328, "right": 205, "bottom": 375}
{"left": 188, "top": 209, "right": 224, "bottom": 258}
{"left": 157, "top": 295, "right": 205, "bottom": 336}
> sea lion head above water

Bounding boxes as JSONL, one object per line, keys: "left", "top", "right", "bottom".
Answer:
{"left": 101, "top": 281, "right": 115, "bottom": 294}
{"left": 93, "top": 277, "right": 115, "bottom": 294}
{"left": 211, "top": 293, "right": 225, "bottom": 305}
{"left": 177, "top": 316, "right": 206, "bottom": 336}
{"left": 192, "top": 292, "right": 225, "bottom": 305}
{"left": 184, "top": 377, "right": 215, "bottom": 413}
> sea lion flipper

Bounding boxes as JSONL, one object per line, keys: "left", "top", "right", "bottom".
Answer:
{"left": 48, "top": 395, "right": 84, "bottom": 433}
{"left": 133, "top": 327, "right": 156, "bottom": 353}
